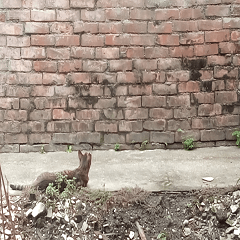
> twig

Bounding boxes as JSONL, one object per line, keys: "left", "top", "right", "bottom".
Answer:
{"left": 0, "top": 165, "right": 6, "bottom": 240}
{"left": 135, "top": 221, "right": 147, "bottom": 240}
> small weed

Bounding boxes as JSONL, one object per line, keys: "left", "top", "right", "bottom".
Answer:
{"left": 177, "top": 128, "right": 184, "bottom": 133}
{"left": 66, "top": 145, "right": 72, "bottom": 153}
{"left": 140, "top": 140, "right": 148, "bottom": 150}
{"left": 114, "top": 143, "right": 120, "bottom": 151}
{"left": 232, "top": 130, "right": 240, "bottom": 147}
{"left": 157, "top": 232, "right": 167, "bottom": 240}
{"left": 183, "top": 137, "right": 194, "bottom": 150}
{"left": 40, "top": 145, "right": 46, "bottom": 154}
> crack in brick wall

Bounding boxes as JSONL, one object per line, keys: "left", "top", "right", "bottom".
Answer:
{"left": 0, "top": 0, "right": 240, "bottom": 152}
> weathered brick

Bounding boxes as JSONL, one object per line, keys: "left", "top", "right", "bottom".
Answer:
{"left": 95, "top": 121, "right": 118, "bottom": 132}
{"left": 119, "top": 120, "right": 142, "bottom": 132}
{"left": 149, "top": 108, "right": 173, "bottom": 119}
{"left": 180, "top": 7, "right": 204, "bottom": 19}
{"left": 143, "top": 120, "right": 166, "bottom": 131}
{"left": 150, "top": 132, "right": 174, "bottom": 144}
{"left": 46, "top": 0, "right": 70, "bottom": 8}
{"left": 106, "top": 34, "right": 130, "bottom": 46}
{"left": 25, "top": 22, "right": 49, "bottom": 34}
{"left": 130, "top": 34, "right": 155, "bottom": 46}
{"left": 109, "top": 60, "right": 132, "bottom": 71}
{"left": 71, "top": 72, "right": 91, "bottom": 84}
{"left": 175, "top": 130, "right": 200, "bottom": 142}
{"left": 145, "top": 47, "right": 168, "bottom": 58}
{"left": 47, "top": 48, "right": 70, "bottom": 60}
{"left": 125, "top": 109, "right": 148, "bottom": 120}
{"left": 146, "top": 0, "right": 182, "bottom": 8}
{"left": 82, "top": 34, "right": 104, "bottom": 46}
{"left": 166, "top": 71, "right": 190, "bottom": 82}
{"left": 0, "top": 23, "right": 23, "bottom": 35}
{"left": 192, "top": 93, "right": 214, "bottom": 104}
{"left": 34, "top": 97, "right": 66, "bottom": 109}
{"left": 201, "top": 130, "right": 225, "bottom": 141}
{"left": 167, "top": 94, "right": 190, "bottom": 107}
{"left": 58, "top": 60, "right": 82, "bottom": 73}
{"left": 0, "top": 11, "right": 5, "bottom": 22}
{"left": 7, "top": 10, "right": 30, "bottom": 21}
{"left": 1, "top": 98, "right": 19, "bottom": 109}
{"left": 173, "top": 21, "right": 198, "bottom": 32}
{"left": 231, "top": 31, "right": 240, "bottom": 41}
{"left": 215, "top": 91, "right": 237, "bottom": 104}
{"left": 142, "top": 72, "right": 159, "bottom": 83}
{"left": 180, "top": 32, "right": 204, "bottom": 45}
{"left": 70, "top": 0, "right": 95, "bottom": 8}
{"left": 198, "top": 104, "right": 222, "bottom": 116}
{"left": 9, "top": 60, "right": 32, "bottom": 72}
{"left": 96, "top": 48, "right": 119, "bottom": 59}
{"left": 0, "top": 60, "right": 8, "bottom": 71}
{"left": 207, "top": 55, "right": 231, "bottom": 66}
{"left": 29, "top": 133, "right": 51, "bottom": 144}
{"left": 6, "top": 86, "right": 30, "bottom": 98}
{"left": 104, "top": 134, "right": 125, "bottom": 144}
{"left": 223, "top": 18, "right": 240, "bottom": 28}
{"left": 148, "top": 22, "right": 172, "bottom": 34}
{"left": 55, "top": 35, "right": 80, "bottom": 46}
{"left": 115, "top": 86, "right": 127, "bottom": 96}
{"left": 0, "top": 47, "right": 20, "bottom": 59}
{"left": 142, "top": 96, "right": 166, "bottom": 107}
{"left": 93, "top": 98, "right": 116, "bottom": 109}
{"left": 192, "top": 118, "right": 215, "bottom": 129}
{"left": 0, "top": 0, "right": 21, "bottom": 8}
{"left": 31, "top": 35, "right": 55, "bottom": 46}
{"left": 206, "top": 5, "right": 230, "bottom": 16}
{"left": 81, "top": 9, "right": 105, "bottom": 21}
{"left": 22, "top": 0, "right": 45, "bottom": 8}
{"left": 205, "top": 30, "right": 230, "bottom": 43}
{"left": 56, "top": 10, "right": 80, "bottom": 21}
{"left": 0, "top": 36, "right": 6, "bottom": 46}
{"left": 155, "top": 9, "right": 179, "bottom": 20}
{"left": 71, "top": 47, "right": 94, "bottom": 59}
{"left": 31, "top": 86, "right": 54, "bottom": 97}
{"left": 9, "top": 73, "right": 42, "bottom": 85}
{"left": 126, "top": 131, "right": 149, "bottom": 144}
{"left": 43, "top": 73, "right": 65, "bottom": 85}
{"left": 5, "top": 134, "right": 27, "bottom": 144}
{"left": 153, "top": 84, "right": 177, "bottom": 95}
{"left": 194, "top": 44, "right": 218, "bottom": 56}
{"left": 169, "top": 46, "right": 194, "bottom": 58}
{"left": 55, "top": 86, "right": 76, "bottom": 96}
{"left": 31, "top": 10, "right": 55, "bottom": 21}
{"left": 50, "top": 22, "right": 73, "bottom": 34}
{"left": 167, "top": 119, "right": 191, "bottom": 131}
{"left": 123, "top": 21, "right": 147, "bottom": 33}
{"left": 219, "top": 42, "right": 236, "bottom": 54}
{"left": 158, "top": 58, "right": 182, "bottom": 70}
{"left": 174, "top": 107, "right": 197, "bottom": 118}
{"left": 117, "top": 96, "right": 141, "bottom": 108}
{"left": 133, "top": 59, "right": 157, "bottom": 70}
{"left": 157, "top": 34, "right": 179, "bottom": 46}
{"left": 53, "top": 109, "right": 74, "bottom": 120}
{"left": 83, "top": 60, "right": 107, "bottom": 72}
{"left": 76, "top": 132, "right": 101, "bottom": 144}
{"left": 129, "top": 85, "right": 152, "bottom": 96}
{"left": 76, "top": 109, "right": 100, "bottom": 120}
{"left": 199, "top": 70, "right": 213, "bottom": 80}
{"left": 29, "top": 110, "right": 52, "bottom": 120}
{"left": 4, "top": 110, "right": 27, "bottom": 121}
{"left": 106, "top": 8, "right": 129, "bottom": 20}
{"left": 130, "top": 9, "right": 153, "bottom": 20}
{"left": 99, "top": 22, "right": 122, "bottom": 33}
{"left": 178, "top": 81, "right": 200, "bottom": 93}
{"left": 196, "top": 0, "right": 221, "bottom": 4}
{"left": 33, "top": 61, "right": 57, "bottom": 72}
{"left": 103, "top": 109, "right": 123, "bottom": 119}
{"left": 198, "top": 20, "right": 222, "bottom": 30}
{"left": 215, "top": 115, "right": 239, "bottom": 127}
{"left": 21, "top": 47, "right": 45, "bottom": 59}
{"left": 214, "top": 66, "right": 238, "bottom": 79}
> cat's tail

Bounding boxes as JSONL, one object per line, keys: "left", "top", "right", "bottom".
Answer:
{"left": 10, "top": 184, "right": 25, "bottom": 190}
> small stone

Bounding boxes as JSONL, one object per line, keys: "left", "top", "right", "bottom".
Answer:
{"left": 25, "top": 208, "right": 32, "bottom": 217}
{"left": 129, "top": 231, "right": 134, "bottom": 239}
{"left": 46, "top": 207, "right": 53, "bottom": 219}
{"left": 4, "top": 229, "right": 11, "bottom": 235}
{"left": 234, "top": 229, "right": 240, "bottom": 236}
{"left": 98, "top": 235, "right": 103, "bottom": 239}
{"left": 81, "top": 221, "right": 88, "bottom": 232}
{"left": 202, "top": 213, "right": 207, "bottom": 219}
{"left": 32, "top": 202, "right": 46, "bottom": 218}
{"left": 183, "top": 228, "right": 191, "bottom": 236}
{"left": 183, "top": 220, "right": 189, "bottom": 226}
{"left": 233, "top": 191, "right": 240, "bottom": 198}
{"left": 202, "top": 177, "right": 214, "bottom": 182}
{"left": 231, "top": 205, "right": 239, "bottom": 214}
{"left": 226, "top": 227, "right": 235, "bottom": 234}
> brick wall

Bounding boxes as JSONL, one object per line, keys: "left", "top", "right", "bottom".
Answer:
{"left": 0, "top": 0, "right": 240, "bottom": 152}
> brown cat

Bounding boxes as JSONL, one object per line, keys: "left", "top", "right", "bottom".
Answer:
{"left": 10, "top": 150, "right": 91, "bottom": 191}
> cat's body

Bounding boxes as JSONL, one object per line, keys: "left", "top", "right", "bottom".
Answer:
{"left": 10, "top": 150, "right": 91, "bottom": 191}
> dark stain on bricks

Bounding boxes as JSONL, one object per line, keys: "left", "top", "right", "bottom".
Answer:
{"left": 222, "top": 105, "right": 235, "bottom": 114}
{"left": 83, "top": 96, "right": 98, "bottom": 106}
{"left": 191, "top": 93, "right": 199, "bottom": 106}
{"left": 202, "top": 81, "right": 212, "bottom": 92}
{"left": 153, "top": 21, "right": 161, "bottom": 26}
{"left": 190, "top": 70, "right": 202, "bottom": 81}
{"left": 182, "top": 58, "right": 207, "bottom": 70}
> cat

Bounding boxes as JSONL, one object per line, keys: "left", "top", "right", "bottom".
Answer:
{"left": 10, "top": 150, "right": 91, "bottom": 191}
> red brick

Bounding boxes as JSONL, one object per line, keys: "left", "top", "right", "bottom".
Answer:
{"left": 106, "top": 34, "right": 130, "bottom": 46}
{"left": 83, "top": 60, "right": 107, "bottom": 72}
{"left": 52, "top": 133, "right": 76, "bottom": 144}
{"left": 179, "top": 7, "right": 204, "bottom": 19}
{"left": 25, "top": 22, "right": 49, "bottom": 34}
{"left": 55, "top": 35, "right": 80, "bottom": 46}
{"left": 198, "top": 104, "right": 222, "bottom": 116}
{"left": 192, "top": 118, "right": 215, "bottom": 129}
{"left": 1, "top": 98, "right": 19, "bottom": 109}
{"left": 74, "top": 22, "right": 98, "bottom": 34}
{"left": 58, "top": 60, "right": 82, "bottom": 73}
{"left": 53, "top": 109, "right": 74, "bottom": 120}
{"left": 215, "top": 115, "right": 239, "bottom": 127}
{"left": 130, "top": 9, "right": 153, "bottom": 20}
{"left": 119, "top": 120, "right": 142, "bottom": 132}
{"left": 68, "top": 97, "right": 89, "bottom": 109}
{"left": 7, "top": 10, "right": 30, "bottom": 21}
{"left": 0, "top": 12, "right": 5, "bottom": 21}
{"left": 199, "top": 70, "right": 213, "bottom": 80}
{"left": 115, "top": 85, "right": 128, "bottom": 96}
{"left": 143, "top": 120, "right": 166, "bottom": 131}
{"left": 9, "top": 60, "right": 32, "bottom": 72}
{"left": 158, "top": 58, "right": 182, "bottom": 70}
{"left": 215, "top": 91, "right": 237, "bottom": 103}
{"left": 223, "top": 18, "right": 240, "bottom": 28}
{"left": 29, "top": 133, "right": 51, "bottom": 144}
{"left": 167, "top": 94, "right": 190, "bottom": 107}
{"left": 117, "top": 96, "right": 141, "bottom": 107}
{"left": 169, "top": 46, "right": 194, "bottom": 57}
{"left": 219, "top": 42, "right": 236, "bottom": 54}
{"left": 46, "top": 0, "right": 69, "bottom": 8}
{"left": 103, "top": 109, "right": 124, "bottom": 120}
{"left": 121, "top": 47, "right": 144, "bottom": 58}
{"left": 143, "top": 71, "right": 161, "bottom": 83}
{"left": 153, "top": 84, "right": 177, "bottom": 95}
{"left": 232, "top": 5, "right": 240, "bottom": 16}
{"left": 126, "top": 132, "right": 150, "bottom": 144}
{"left": 12, "top": 73, "right": 42, "bottom": 85}
{"left": 71, "top": 73, "right": 91, "bottom": 84}
{"left": 31, "top": 10, "right": 55, "bottom": 21}
{"left": 192, "top": 93, "right": 214, "bottom": 104}
{"left": 0, "top": 23, "right": 23, "bottom": 35}
{"left": 207, "top": 55, "right": 231, "bottom": 66}
{"left": 47, "top": 48, "right": 70, "bottom": 59}
{"left": 71, "top": 47, "right": 95, "bottom": 59}
{"left": 201, "top": 130, "right": 225, "bottom": 142}
{"left": 125, "top": 109, "right": 148, "bottom": 120}
{"left": 99, "top": 22, "right": 122, "bottom": 33}
{"left": 212, "top": 80, "right": 225, "bottom": 91}
{"left": 175, "top": 130, "right": 200, "bottom": 142}
{"left": 0, "top": 0, "right": 21, "bottom": 8}
{"left": 145, "top": 47, "right": 168, "bottom": 58}
{"left": 106, "top": 8, "right": 129, "bottom": 20}
{"left": 214, "top": 67, "right": 238, "bottom": 79}
{"left": 146, "top": 0, "right": 182, "bottom": 7}
{"left": 43, "top": 73, "right": 65, "bottom": 85}
{"left": 81, "top": 9, "right": 105, "bottom": 21}
{"left": 233, "top": 55, "right": 240, "bottom": 66}
{"left": 205, "top": 30, "right": 230, "bottom": 43}
{"left": 168, "top": 119, "right": 191, "bottom": 131}
{"left": 70, "top": 0, "right": 95, "bottom": 8}
{"left": 104, "top": 134, "right": 125, "bottom": 144}
{"left": 180, "top": 32, "right": 204, "bottom": 45}
{"left": 76, "top": 109, "right": 100, "bottom": 120}
{"left": 149, "top": 108, "right": 173, "bottom": 119}
{"left": 56, "top": 10, "right": 80, "bottom": 21}
{"left": 21, "top": 47, "right": 45, "bottom": 59}
{"left": 166, "top": 71, "right": 190, "bottom": 82}
{"left": 31, "top": 86, "right": 54, "bottom": 96}
{"left": 157, "top": 34, "right": 179, "bottom": 46}
{"left": 155, "top": 9, "right": 179, "bottom": 20}
{"left": 194, "top": 44, "right": 218, "bottom": 56}
{"left": 133, "top": 59, "right": 157, "bottom": 70}
{"left": 4, "top": 110, "right": 27, "bottom": 121}
{"left": 0, "top": 47, "right": 20, "bottom": 59}
{"left": 95, "top": 121, "right": 118, "bottom": 132}
{"left": 123, "top": 21, "right": 147, "bottom": 33}
{"left": 82, "top": 34, "right": 104, "bottom": 47}
{"left": 148, "top": 22, "right": 172, "bottom": 34}
{"left": 142, "top": 96, "right": 166, "bottom": 107}
{"left": 174, "top": 107, "right": 197, "bottom": 118}
{"left": 33, "top": 61, "right": 57, "bottom": 72}
{"left": 27, "top": 121, "right": 45, "bottom": 132}
{"left": 206, "top": 5, "right": 230, "bottom": 16}
{"left": 173, "top": 21, "right": 198, "bottom": 32}
{"left": 72, "top": 121, "right": 94, "bottom": 132}
{"left": 226, "top": 80, "right": 237, "bottom": 91}
{"left": 29, "top": 110, "right": 52, "bottom": 120}
{"left": 50, "top": 22, "right": 73, "bottom": 34}
{"left": 198, "top": 20, "right": 222, "bottom": 30}
{"left": 22, "top": 0, "right": 45, "bottom": 9}
{"left": 96, "top": 48, "right": 119, "bottom": 59}
{"left": 116, "top": 72, "right": 139, "bottom": 84}
{"left": 5, "top": 134, "right": 27, "bottom": 144}
{"left": 6, "top": 86, "right": 30, "bottom": 98}
{"left": 130, "top": 34, "right": 155, "bottom": 46}
{"left": 109, "top": 60, "right": 132, "bottom": 71}
{"left": 178, "top": 81, "right": 200, "bottom": 93}
{"left": 231, "top": 31, "right": 240, "bottom": 41}
{"left": 31, "top": 35, "right": 55, "bottom": 46}
{"left": 129, "top": 85, "right": 152, "bottom": 96}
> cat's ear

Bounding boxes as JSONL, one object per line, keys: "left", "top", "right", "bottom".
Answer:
{"left": 78, "top": 150, "right": 83, "bottom": 162}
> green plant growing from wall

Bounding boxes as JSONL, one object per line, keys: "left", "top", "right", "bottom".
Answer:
{"left": 140, "top": 140, "right": 148, "bottom": 150}
{"left": 232, "top": 130, "right": 240, "bottom": 147}
{"left": 183, "top": 137, "right": 194, "bottom": 150}
{"left": 114, "top": 143, "right": 120, "bottom": 151}
{"left": 66, "top": 145, "right": 72, "bottom": 153}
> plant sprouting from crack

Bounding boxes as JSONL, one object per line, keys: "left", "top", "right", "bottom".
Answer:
{"left": 66, "top": 145, "right": 72, "bottom": 153}
{"left": 140, "top": 140, "right": 148, "bottom": 150}
{"left": 40, "top": 145, "right": 46, "bottom": 154}
{"left": 157, "top": 232, "right": 167, "bottom": 240}
{"left": 114, "top": 143, "right": 120, "bottom": 151}
{"left": 232, "top": 130, "right": 240, "bottom": 147}
{"left": 183, "top": 137, "right": 194, "bottom": 151}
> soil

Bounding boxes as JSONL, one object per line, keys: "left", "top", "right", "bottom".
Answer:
{"left": 1, "top": 186, "right": 240, "bottom": 240}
